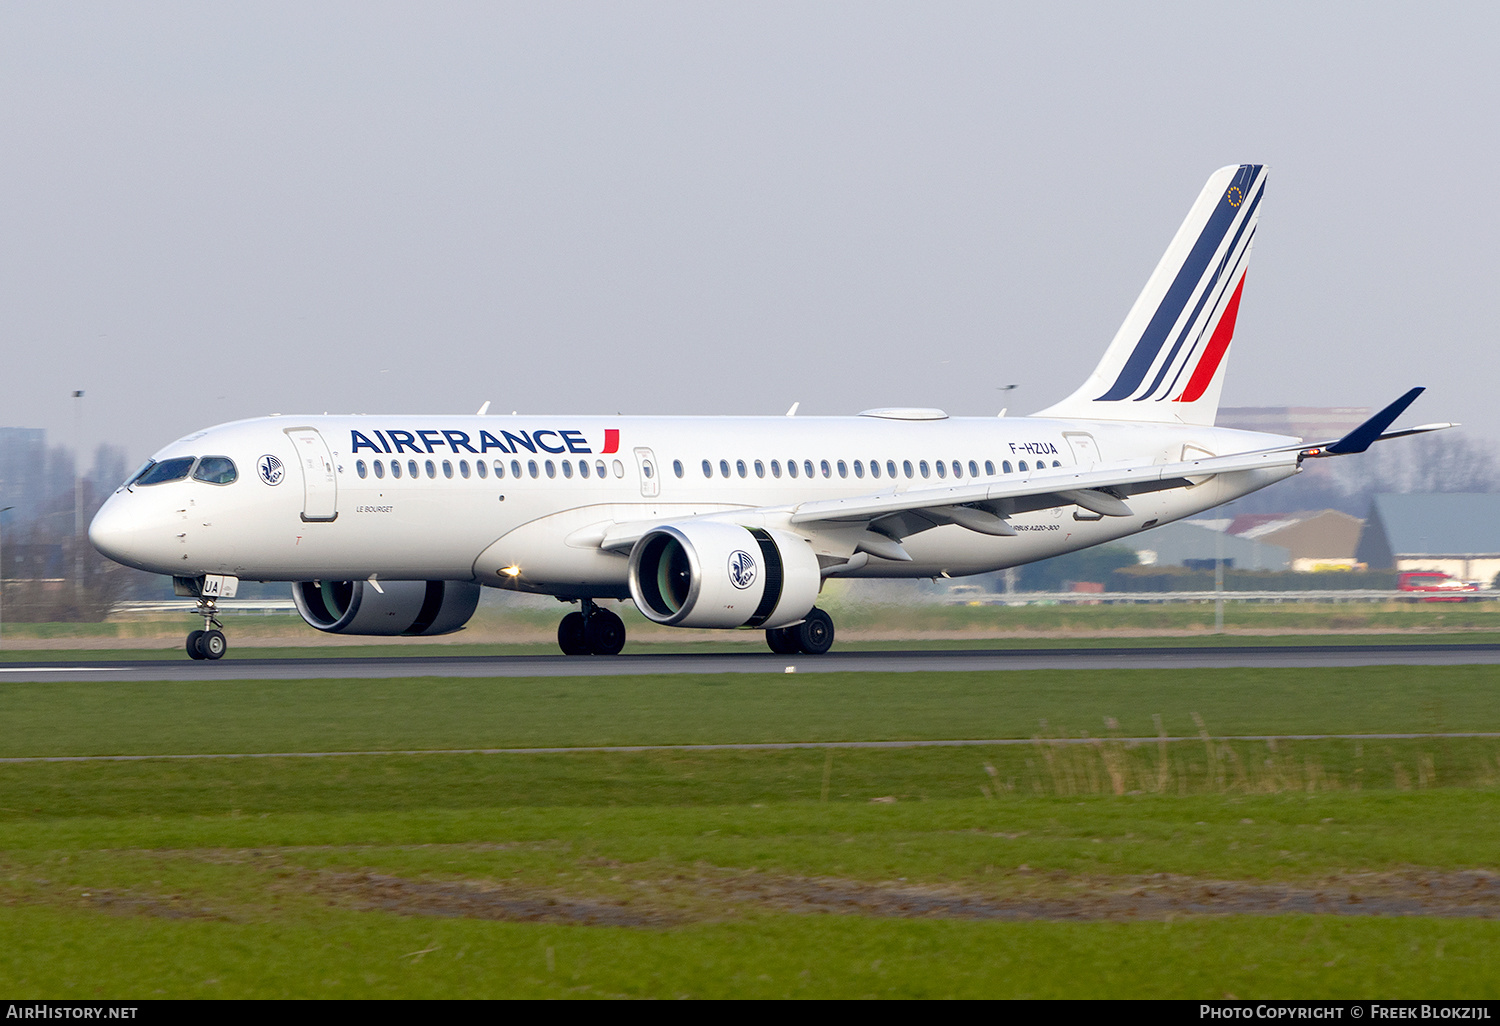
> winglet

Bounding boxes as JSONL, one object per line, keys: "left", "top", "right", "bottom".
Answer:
{"left": 1324, "top": 388, "right": 1425, "bottom": 455}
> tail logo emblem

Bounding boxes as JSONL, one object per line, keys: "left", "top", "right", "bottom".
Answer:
{"left": 1226, "top": 185, "right": 1244, "bottom": 207}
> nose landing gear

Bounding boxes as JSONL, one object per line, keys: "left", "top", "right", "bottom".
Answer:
{"left": 185, "top": 594, "right": 228, "bottom": 660}
{"left": 557, "top": 598, "right": 626, "bottom": 655}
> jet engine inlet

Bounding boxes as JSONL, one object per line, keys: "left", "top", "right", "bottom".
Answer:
{"left": 292, "top": 579, "right": 481, "bottom": 635}
{"left": 627, "top": 523, "right": 818, "bottom": 629}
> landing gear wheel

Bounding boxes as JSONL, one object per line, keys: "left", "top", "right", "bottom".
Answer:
{"left": 186, "top": 630, "right": 207, "bottom": 660}
{"left": 765, "top": 626, "right": 800, "bottom": 654}
{"left": 795, "top": 607, "right": 835, "bottom": 655}
{"left": 201, "top": 630, "right": 227, "bottom": 660}
{"left": 557, "top": 612, "right": 589, "bottom": 655}
{"left": 585, "top": 609, "right": 626, "bottom": 655}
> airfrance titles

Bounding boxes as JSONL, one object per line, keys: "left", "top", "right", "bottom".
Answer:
{"left": 350, "top": 428, "right": 620, "bottom": 457}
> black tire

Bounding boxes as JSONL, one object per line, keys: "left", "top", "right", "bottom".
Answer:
{"left": 795, "top": 608, "right": 835, "bottom": 655}
{"left": 202, "top": 630, "right": 227, "bottom": 660}
{"left": 585, "top": 608, "right": 626, "bottom": 655}
{"left": 765, "top": 626, "right": 800, "bottom": 654}
{"left": 557, "top": 612, "right": 590, "bottom": 655}
{"left": 186, "top": 630, "right": 207, "bottom": 660}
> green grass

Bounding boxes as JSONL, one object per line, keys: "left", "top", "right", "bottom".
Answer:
{"left": 0, "top": 666, "right": 1496, "bottom": 757}
{"left": 2, "top": 667, "right": 1498, "bottom": 997}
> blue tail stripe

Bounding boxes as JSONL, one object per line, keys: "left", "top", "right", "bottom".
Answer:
{"left": 1134, "top": 182, "right": 1264, "bottom": 400}
{"left": 1156, "top": 222, "right": 1258, "bottom": 402}
{"left": 1095, "top": 165, "right": 1261, "bottom": 402}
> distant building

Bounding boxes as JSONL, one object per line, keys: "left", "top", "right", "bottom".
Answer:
{"left": 1129, "top": 520, "right": 1290, "bottom": 571}
{"left": 1228, "top": 509, "right": 1365, "bottom": 572}
{"left": 1355, "top": 494, "right": 1500, "bottom": 584}
{"left": 0, "top": 427, "right": 48, "bottom": 520}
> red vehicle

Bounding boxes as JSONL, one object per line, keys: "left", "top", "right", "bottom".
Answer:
{"left": 1397, "top": 571, "right": 1480, "bottom": 602}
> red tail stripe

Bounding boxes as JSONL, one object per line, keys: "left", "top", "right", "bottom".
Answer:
{"left": 1175, "top": 275, "right": 1246, "bottom": 404}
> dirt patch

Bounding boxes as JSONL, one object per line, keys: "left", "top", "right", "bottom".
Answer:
{"left": 320, "top": 871, "right": 681, "bottom": 928}
{"left": 309, "top": 868, "right": 1500, "bottom": 925}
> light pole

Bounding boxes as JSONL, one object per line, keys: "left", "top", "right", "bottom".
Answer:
{"left": 0, "top": 506, "right": 13, "bottom": 650}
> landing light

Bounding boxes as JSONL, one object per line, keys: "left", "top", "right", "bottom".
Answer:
{"left": 500, "top": 565, "right": 522, "bottom": 577}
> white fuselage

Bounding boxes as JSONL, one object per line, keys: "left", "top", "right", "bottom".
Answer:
{"left": 89, "top": 412, "right": 1300, "bottom": 597}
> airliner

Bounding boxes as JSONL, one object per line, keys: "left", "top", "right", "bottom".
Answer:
{"left": 88, "top": 165, "right": 1448, "bottom": 659}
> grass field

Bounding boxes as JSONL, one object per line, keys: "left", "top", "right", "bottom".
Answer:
{"left": 2, "top": 666, "right": 1497, "bottom": 998}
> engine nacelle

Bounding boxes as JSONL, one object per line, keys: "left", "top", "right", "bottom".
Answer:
{"left": 292, "top": 580, "right": 481, "bottom": 636}
{"left": 628, "top": 523, "right": 820, "bottom": 629}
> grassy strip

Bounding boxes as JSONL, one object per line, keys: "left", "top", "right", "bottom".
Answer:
{"left": 2, "top": 666, "right": 1498, "bottom": 758}
{"left": 3, "top": 789, "right": 1499, "bottom": 998}
{"left": 3, "top": 903, "right": 1494, "bottom": 999}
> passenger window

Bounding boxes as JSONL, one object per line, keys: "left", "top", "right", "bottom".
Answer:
{"left": 754, "top": 460, "right": 765, "bottom": 478}
{"left": 1000, "top": 461, "right": 1010, "bottom": 474}
{"left": 820, "top": 460, "right": 831, "bottom": 478}
{"left": 612, "top": 460, "right": 624, "bottom": 477}
{"left": 193, "top": 456, "right": 238, "bottom": 485}
{"left": 837, "top": 460, "right": 847, "bottom": 478}
{"left": 392, "top": 461, "right": 403, "bottom": 479}
{"left": 545, "top": 460, "right": 556, "bottom": 478}
{"left": 788, "top": 460, "right": 798, "bottom": 479}
{"left": 528, "top": 460, "right": 539, "bottom": 478}
{"left": 406, "top": 460, "right": 418, "bottom": 478}
{"left": 511, "top": 460, "right": 522, "bottom": 478}
{"left": 561, "top": 460, "right": 572, "bottom": 479}
{"left": 903, "top": 460, "right": 913, "bottom": 478}
{"left": 804, "top": 460, "right": 815, "bottom": 478}
{"left": 716, "top": 459, "right": 727, "bottom": 478}
{"left": 853, "top": 460, "right": 864, "bottom": 478}
{"left": 135, "top": 457, "right": 196, "bottom": 486}
{"left": 1019, "top": 460, "right": 1028, "bottom": 472}
{"left": 596, "top": 460, "right": 607, "bottom": 478}
{"left": 373, "top": 460, "right": 385, "bottom": 480}
{"left": 477, "top": 461, "right": 488, "bottom": 479}
{"left": 969, "top": 460, "right": 979, "bottom": 477}
{"left": 736, "top": 459, "right": 747, "bottom": 478}
{"left": 702, "top": 459, "right": 713, "bottom": 478}
{"left": 869, "top": 460, "right": 880, "bottom": 479}
{"left": 356, "top": 460, "right": 367, "bottom": 479}
{"left": 442, "top": 460, "right": 453, "bottom": 479}
{"left": 935, "top": 461, "right": 946, "bottom": 479}
{"left": 423, "top": 460, "right": 435, "bottom": 478}
{"left": 952, "top": 461, "right": 962, "bottom": 479}
{"left": 1052, "top": 460, "right": 1062, "bottom": 468}
{"left": 579, "top": 460, "right": 590, "bottom": 479}
{"left": 887, "top": 460, "right": 898, "bottom": 478}
{"left": 771, "top": 460, "right": 782, "bottom": 478}
{"left": 919, "top": 461, "right": 930, "bottom": 478}
{"left": 673, "top": 460, "right": 683, "bottom": 478}
{"left": 459, "top": 460, "right": 470, "bottom": 479}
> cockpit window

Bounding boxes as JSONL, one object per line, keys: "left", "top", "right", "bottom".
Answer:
{"left": 123, "top": 461, "right": 155, "bottom": 489}
{"left": 192, "top": 456, "right": 238, "bottom": 485}
{"left": 134, "top": 457, "right": 196, "bottom": 486}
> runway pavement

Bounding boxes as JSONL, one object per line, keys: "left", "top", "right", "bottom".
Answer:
{"left": 3, "top": 642, "right": 1500, "bottom": 682}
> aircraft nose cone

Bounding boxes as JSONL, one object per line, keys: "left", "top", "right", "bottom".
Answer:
{"left": 89, "top": 494, "right": 173, "bottom": 573}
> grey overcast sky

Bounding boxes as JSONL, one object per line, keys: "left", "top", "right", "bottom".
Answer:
{"left": 2, "top": 2, "right": 1496, "bottom": 465}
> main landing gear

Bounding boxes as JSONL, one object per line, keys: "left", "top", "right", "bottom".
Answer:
{"left": 557, "top": 598, "right": 627, "bottom": 656}
{"left": 764, "top": 607, "right": 835, "bottom": 655}
{"left": 185, "top": 593, "right": 228, "bottom": 660}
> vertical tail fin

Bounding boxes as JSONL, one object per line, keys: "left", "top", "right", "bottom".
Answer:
{"left": 1032, "top": 164, "right": 1267, "bottom": 426}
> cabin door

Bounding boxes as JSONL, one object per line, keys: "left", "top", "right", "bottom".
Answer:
{"left": 634, "top": 447, "right": 660, "bottom": 498}
{"left": 286, "top": 427, "right": 339, "bottom": 522}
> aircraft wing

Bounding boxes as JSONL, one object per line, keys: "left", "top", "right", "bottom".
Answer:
{"left": 594, "top": 392, "right": 1452, "bottom": 555}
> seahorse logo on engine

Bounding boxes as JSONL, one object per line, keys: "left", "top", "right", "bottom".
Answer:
{"left": 728, "top": 549, "right": 757, "bottom": 590}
